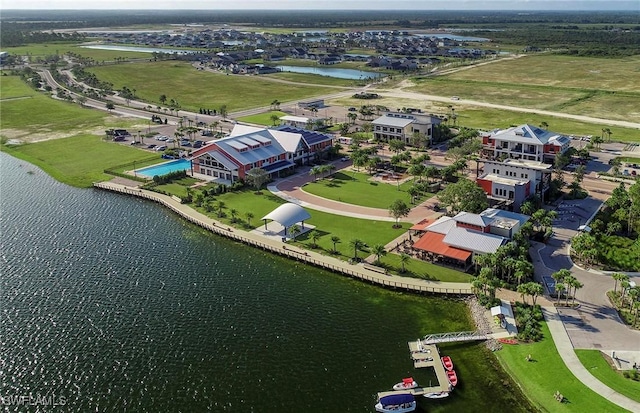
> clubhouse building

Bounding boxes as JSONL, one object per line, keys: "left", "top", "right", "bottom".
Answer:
{"left": 481, "top": 124, "right": 571, "bottom": 163}
{"left": 372, "top": 112, "right": 442, "bottom": 145}
{"left": 190, "top": 125, "right": 333, "bottom": 183}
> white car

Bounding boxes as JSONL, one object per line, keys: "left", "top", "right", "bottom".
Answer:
{"left": 155, "top": 145, "right": 167, "bottom": 151}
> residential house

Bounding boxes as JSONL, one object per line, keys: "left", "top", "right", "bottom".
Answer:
{"left": 372, "top": 112, "right": 442, "bottom": 145}
{"left": 481, "top": 124, "right": 571, "bottom": 163}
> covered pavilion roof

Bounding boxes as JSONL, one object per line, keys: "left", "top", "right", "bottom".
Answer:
{"left": 412, "top": 231, "right": 472, "bottom": 262}
{"left": 262, "top": 203, "right": 311, "bottom": 228}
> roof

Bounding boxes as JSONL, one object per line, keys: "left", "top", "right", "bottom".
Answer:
{"left": 425, "top": 216, "right": 457, "bottom": 235}
{"left": 480, "top": 208, "right": 529, "bottom": 228}
{"left": 276, "top": 126, "right": 333, "bottom": 146}
{"left": 443, "top": 227, "right": 506, "bottom": 254}
{"left": 262, "top": 203, "right": 311, "bottom": 228}
{"left": 214, "top": 129, "right": 285, "bottom": 166}
{"left": 501, "top": 159, "right": 552, "bottom": 171}
{"left": 452, "top": 211, "right": 492, "bottom": 227}
{"left": 269, "top": 129, "right": 303, "bottom": 153}
{"left": 478, "top": 173, "right": 528, "bottom": 186}
{"left": 412, "top": 231, "right": 472, "bottom": 261}
{"left": 410, "top": 218, "right": 433, "bottom": 231}
{"left": 491, "top": 124, "right": 569, "bottom": 146}
{"left": 372, "top": 115, "right": 414, "bottom": 127}
{"left": 229, "top": 124, "right": 264, "bottom": 137}
{"left": 280, "top": 115, "right": 309, "bottom": 123}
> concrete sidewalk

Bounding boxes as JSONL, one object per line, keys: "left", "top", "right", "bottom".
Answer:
{"left": 543, "top": 307, "right": 640, "bottom": 412}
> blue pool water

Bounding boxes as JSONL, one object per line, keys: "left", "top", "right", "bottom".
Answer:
{"left": 136, "top": 159, "right": 192, "bottom": 178}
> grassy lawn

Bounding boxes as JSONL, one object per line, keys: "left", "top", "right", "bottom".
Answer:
{"left": 265, "top": 71, "right": 358, "bottom": 87}
{"left": 4, "top": 42, "right": 151, "bottom": 61}
{"left": 445, "top": 54, "right": 640, "bottom": 93}
{"left": 0, "top": 76, "right": 38, "bottom": 99}
{"left": 87, "top": 61, "right": 336, "bottom": 113}
{"left": 379, "top": 252, "right": 472, "bottom": 282}
{"left": 575, "top": 349, "right": 640, "bottom": 403}
{"left": 302, "top": 171, "right": 431, "bottom": 209}
{"left": 495, "top": 321, "right": 627, "bottom": 412}
{"left": 160, "top": 187, "right": 411, "bottom": 258}
{"left": 236, "top": 111, "right": 288, "bottom": 126}
{"left": 1, "top": 135, "right": 160, "bottom": 187}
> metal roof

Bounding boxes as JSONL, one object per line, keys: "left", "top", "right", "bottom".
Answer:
{"left": 262, "top": 203, "right": 311, "bottom": 228}
{"left": 372, "top": 115, "right": 414, "bottom": 127}
{"left": 452, "top": 212, "right": 492, "bottom": 227}
{"left": 443, "top": 227, "right": 506, "bottom": 254}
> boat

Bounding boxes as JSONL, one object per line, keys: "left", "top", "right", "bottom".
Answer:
{"left": 392, "top": 377, "right": 418, "bottom": 390}
{"left": 498, "top": 337, "right": 518, "bottom": 345}
{"left": 375, "top": 393, "right": 417, "bottom": 413}
{"left": 447, "top": 370, "right": 458, "bottom": 387}
{"left": 441, "top": 356, "right": 454, "bottom": 371}
{"left": 424, "top": 391, "right": 450, "bottom": 399}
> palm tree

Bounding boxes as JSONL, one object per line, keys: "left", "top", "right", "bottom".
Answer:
{"left": 371, "top": 244, "right": 386, "bottom": 265}
{"left": 289, "top": 224, "right": 301, "bottom": 241}
{"left": 245, "top": 211, "right": 254, "bottom": 227}
{"left": 309, "top": 230, "right": 320, "bottom": 248}
{"left": 330, "top": 236, "right": 341, "bottom": 254}
{"left": 552, "top": 269, "right": 571, "bottom": 301}
{"left": 215, "top": 200, "right": 225, "bottom": 218}
{"left": 399, "top": 253, "right": 410, "bottom": 273}
{"left": 517, "top": 283, "right": 529, "bottom": 304}
{"left": 230, "top": 208, "right": 238, "bottom": 223}
{"left": 529, "top": 282, "right": 544, "bottom": 306}
{"left": 309, "top": 166, "right": 321, "bottom": 181}
{"left": 349, "top": 238, "right": 365, "bottom": 261}
{"left": 570, "top": 278, "right": 584, "bottom": 307}
{"left": 612, "top": 273, "right": 628, "bottom": 294}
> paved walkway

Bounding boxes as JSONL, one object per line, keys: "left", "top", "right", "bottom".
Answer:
{"left": 544, "top": 307, "right": 640, "bottom": 412}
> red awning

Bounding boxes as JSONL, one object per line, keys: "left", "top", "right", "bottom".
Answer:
{"left": 403, "top": 377, "right": 414, "bottom": 384}
{"left": 413, "top": 232, "right": 472, "bottom": 262}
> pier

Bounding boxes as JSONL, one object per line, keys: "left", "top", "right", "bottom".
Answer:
{"left": 422, "top": 331, "right": 488, "bottom": 345}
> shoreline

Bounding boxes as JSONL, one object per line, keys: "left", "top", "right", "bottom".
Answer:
{"left": 93, "top": 180, "right": 473, "bottom": 295}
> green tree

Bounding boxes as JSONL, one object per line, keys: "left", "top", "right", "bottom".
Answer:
{"left": 245, "top": 211, "right": 254, "bottom": 227}
{"left": 230, "top": 208, "right": 238, "bottom": 223}
{"left": 246, "top": 168, "right": 270, "bottom": 191}
{"left": 389, "top": 139, "right": 406, "bottom": 154}
{"left": 159, "top": 94, "right": 167, "bottom": 105}
{"left": 330, "top": 235, "right": 341, "bottom": 254}
{"left": 399, "top": 253, "right": 410, "bottom": 273}
{"left": 438, "top": 178, "right": 488, "bottom": 215}
{"left": 215, "top": 200, "right": 225, "bottom": 218}
{"left": 349, "top": 238, "right": 365, "bottom": 260}
{"left": 106, "top": 102, "right": 115, "bottom": 112}
{"left": 219, "top": 104, "right": 228, "bottom": 119}
{"left": 372, "top": 244, "right": 387, "bottom": 265}
{"left": 289, "top": 224, "right": 301, "bottom": 241}
{"left": 270, "top": 114, "right": 280, "bottom": 126}
{"left": 389, "top": 199, "right": 410, "bottom": 227}
{"left": 309, "top": 230, "right": 320, "bottom": 248}
{"left": 612, "top": 273, "right": 629, "bottom": 294}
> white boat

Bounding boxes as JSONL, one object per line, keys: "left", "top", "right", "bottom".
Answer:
{"left": 375, "top": 393, "right": 417, "bottom": 413}
{"left": 392, "top": 377, "right": 418, "bottom": 390}
{"left": 424, "top": 391, "right": 450, "bottom": 399}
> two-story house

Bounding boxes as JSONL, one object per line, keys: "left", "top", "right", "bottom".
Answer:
{"left": 372, "top": 112, "right": 442, "bottom": 146}
{"left": 482, "top": 124, "right": 571, "bottom": 163}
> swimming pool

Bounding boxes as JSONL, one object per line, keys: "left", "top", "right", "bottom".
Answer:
{"left": 136, "top": 159, "right": 192, "bottom": 178}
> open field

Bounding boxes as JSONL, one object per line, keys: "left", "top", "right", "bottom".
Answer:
{"left": 87, "top": 61, "right": 336, "bottom": 112}
{"left": 575, "top": 349, "right": 640, "bottom": 403}
{"left": 331, "top": 93, "right": 640, "bottom": 142}
{"left": 444, "top": 54, "right": 640, "bottom": 93}
{"left": 0, "top": 135, "right": 157, "bottom": 187}
{"left": 0, "top": 76, "right": 144, "bottom": 142}
{"left": 236, "top": 111, "right": 288, "bottom": 126}
{"left": 4, "top": 42, "right": 152, "bottom": 61}
{"left": 496, "top": 322, "right": 627, "bottom": 413}
{"left": 302, "top": 171, "right": 430, "bottom": 209}
{"left": 0, "top": 76, "right": 38, "bottom": 99}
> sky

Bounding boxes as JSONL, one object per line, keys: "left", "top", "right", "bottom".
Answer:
{"left": 1, "top": 0, "right": 638, "bottom": 10}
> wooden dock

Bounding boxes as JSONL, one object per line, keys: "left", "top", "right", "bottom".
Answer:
{"left": 377, "top": 341, "right": 451, "bottom": 400}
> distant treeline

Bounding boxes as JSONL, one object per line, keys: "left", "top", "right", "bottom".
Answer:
{"left": 2, "top": 10, "right": 639, "bottom": 56}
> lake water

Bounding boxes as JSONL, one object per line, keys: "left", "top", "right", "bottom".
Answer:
{"left": 275, "top": 65, "right": 381, "bottom": 80}
{"left": 0, "top": 152, "right": 531, "bottom": 412}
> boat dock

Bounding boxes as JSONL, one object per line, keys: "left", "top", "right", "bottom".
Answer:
{"left": 377, "top": 341, "right": 451, "bottom": 400}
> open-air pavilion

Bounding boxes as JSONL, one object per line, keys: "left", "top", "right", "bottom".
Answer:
{"left": 252, "top": 203, "right": 314, "bottom": 242}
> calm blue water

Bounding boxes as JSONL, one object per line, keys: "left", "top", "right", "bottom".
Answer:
{"left": 0, "top": 152, "right": 530, "bottom": 412}
{"left": 275, "top": 65, "right": 381, "bottom": 80}
{"left": 136, "top": 159, "right": 192, "bottom": 178}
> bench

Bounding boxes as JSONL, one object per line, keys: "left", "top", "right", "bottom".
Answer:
{"left": 363, "top": 262, "right": 388, "bottom": 275}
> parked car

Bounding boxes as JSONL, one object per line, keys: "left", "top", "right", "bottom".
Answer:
{"left": 147, "top": 144, "right": 156, "bottom": 149}
{"left": 155, "top": 135, "right": 167, "bottom": 141}
{"left": 155, "top": 145, "right": 167, "bottom": 151}
{"left": 193, "top": 142, "right": 202, "bottom": 148}
{"left": 348, "top": 107, "right": 356, "bottom": 111}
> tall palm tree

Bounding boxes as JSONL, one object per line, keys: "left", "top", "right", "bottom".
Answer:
{"left": 215, "top": 200, "right": 225, "bottom": 218}
{"left": 612, "top": 273, "right": 628, "bottom": 294}
{"left": 399, "top": 253, "right": 410, "bottom": 273}
{"left": 571, "top": 279, "right": 584, "bottom": 307}
{"left": 230, "top": 208, "right": 238, "bottom": 223}
{"left": 330, "top": 236, "right": 341, "bottom": 254}
{"left": 289, "top": 224, "right": 301, "bottom": 241}
{"left": 309, "top": 230, "right": 320, "bottom": 248}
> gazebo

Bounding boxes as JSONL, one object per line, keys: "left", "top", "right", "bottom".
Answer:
{"left": 261, "top": 203, "right": 312, "bottom": 238}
